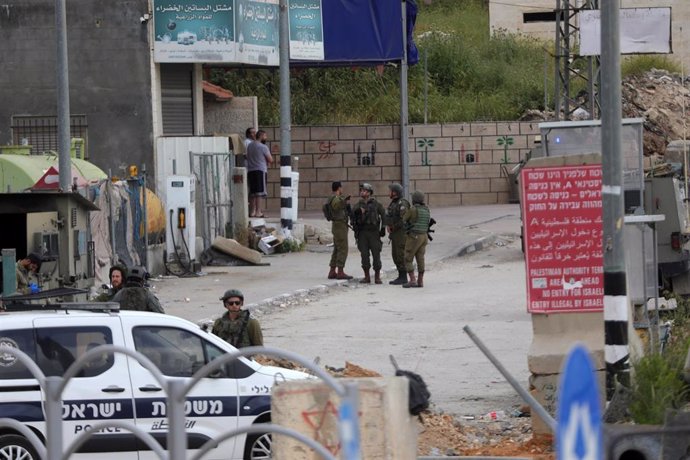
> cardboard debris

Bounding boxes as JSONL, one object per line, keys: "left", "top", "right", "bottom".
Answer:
{"left": 211, "top": 237, "right": 263, "bottom": 265}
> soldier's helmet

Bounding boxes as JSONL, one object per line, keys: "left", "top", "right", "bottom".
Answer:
{"left": 411, "top": 190, "right": 425, "bottom": 204}
{"left": 388, "top": 183, "right": 403, "bottom": 196}
{"left": 220, "top": 289, "right": 244, "bottom": 302}
{"left": 360, "top": 183, "right": 374, "bottom": 194}
{"left": 125, "top": 266, "right": 147, "bottom": 287}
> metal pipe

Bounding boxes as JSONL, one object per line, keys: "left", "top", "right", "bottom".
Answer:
{"left": 424, "top": 48, "right": 429, "bottom": 124}
{"left": 55, "top": 0, "right": 71, "bottom": 192}
{"left": 142, "top": 163, "right": 149, "bottom": 271}
{"left": 279, "top": 0, "right": 293, "bottom": 231}
{"left": 462, "top": 325, "right": 556, "bottom": 433}
{"left": 107, "top": 170, "right": 117, "bottom": 264}
{"left": 400, "top": 0, "right": 410, "bottom": 196}
{"left": 601, "top": 0, "right": 630, "bottom": 398}
{"left": 167, "top": 379, "right": 187, "bottom": 460}
{"left": 45, "top": 377, "right": 64, "bottom": 460}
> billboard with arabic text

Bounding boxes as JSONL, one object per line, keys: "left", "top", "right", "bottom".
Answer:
{"left": 522, "top": 165, "right": 604, "bottom": 314}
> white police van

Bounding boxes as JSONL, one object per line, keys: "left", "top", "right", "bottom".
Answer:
{"left": 0, "top": 304, "right": 308, "bottom": 460}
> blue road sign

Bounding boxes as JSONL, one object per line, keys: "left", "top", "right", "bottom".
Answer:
{"left": 557, "top": 344, "right": 602, "bottom": 460}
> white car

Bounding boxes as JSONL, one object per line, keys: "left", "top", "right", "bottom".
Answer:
{"left": 0, "top": 304, "right": 308, "bottom": 460}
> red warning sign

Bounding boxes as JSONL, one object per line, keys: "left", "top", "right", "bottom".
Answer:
{"left": 521, "top": 165, "right": 604, "bottom": 313}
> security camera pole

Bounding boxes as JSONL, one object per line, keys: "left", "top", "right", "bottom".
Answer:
{"left": 601, "top": 1, "right": 630, "bottom": 399}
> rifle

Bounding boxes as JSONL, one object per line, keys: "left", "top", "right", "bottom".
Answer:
{"left": 428, "top": 218, "right": 437, "bottom": 242}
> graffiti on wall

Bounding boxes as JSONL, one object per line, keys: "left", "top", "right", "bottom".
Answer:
{"left": 357, "top": 143, "right": 376, "bottom": 166}
{"left": 318, "top": 141, "right": 336, "bottom": 159}
{"left": 497, "top": 135, "right": 514, "bottom": 164}
{"left": 416, "top": 138, "right": 433, "bottom": 166}
{"left": 460, "top": 143, "right": 480, "bottom": 163}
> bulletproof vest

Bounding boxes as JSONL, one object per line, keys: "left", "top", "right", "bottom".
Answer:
{"left": 362, "top": 199, "right": 381, "bottom": 229}
{"left": 410, "top": 205, "right": 431, "bottom": 234}
{"left": 119, "top": 287, "right": 149, "bottom": 311}
{"left": 387, "top": 198, "right": 409, "bottom": 227}
{"left": 217, "top": 311, "right": 251, "bottom": 348}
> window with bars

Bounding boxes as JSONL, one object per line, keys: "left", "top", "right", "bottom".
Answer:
{"left": 10, "top": 115, "right": 88, "bottom": 158}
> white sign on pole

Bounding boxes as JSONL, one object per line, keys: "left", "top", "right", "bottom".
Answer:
{"left": 579, "top": 7, "right": 672, "bottom": 56}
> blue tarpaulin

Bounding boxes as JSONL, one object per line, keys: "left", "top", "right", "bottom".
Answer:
{"left": 303, "top": 0, "right": 406, "bottom": 65}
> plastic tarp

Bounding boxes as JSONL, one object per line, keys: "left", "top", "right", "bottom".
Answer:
{"left": 300, "top": 0, "right": 406, "bottom": 65}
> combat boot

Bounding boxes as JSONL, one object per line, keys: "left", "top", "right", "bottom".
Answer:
{"left": 327, "top": 266, "right": 337, "bottom": 279}
{"left": 402, "top": 271, "right": 417, "bottom": 288}
{"left": 336, "top": 267, "right": 353, "bottom": 280}
{"left": 374, "top": 270, "right": 382, "bottom": 284}
{"left": 389, "top": 270, "right": 407, "bottom": 285}
{"left": 359, "top": 269, "right": 371, "bottom": 284}
{"left": 414, "top": 272, "right": 424, "bottom": 288}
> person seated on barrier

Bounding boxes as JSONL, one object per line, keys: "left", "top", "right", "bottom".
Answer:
{"left": 212, "top": 289, "right": 263, "bottom": 349}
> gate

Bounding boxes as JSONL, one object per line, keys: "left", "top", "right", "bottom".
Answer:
{"left": 188, "top": 151, "right": 234, "bottom": 250}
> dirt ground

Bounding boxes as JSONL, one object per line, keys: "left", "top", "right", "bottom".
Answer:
{"left": 257, "top": 358, "right": 555, "bottom": 458}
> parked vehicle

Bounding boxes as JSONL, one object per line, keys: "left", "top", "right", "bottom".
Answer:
{"left": 0, "top": 304, "right": 308, "bottom": 460}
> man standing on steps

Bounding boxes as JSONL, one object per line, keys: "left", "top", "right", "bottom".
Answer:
{"left": 352, "top": 183, "right": 386, "bottom": 284}
{"left": 402, "top": 190, "right": 431, "bottom": 288}
{"left": 246, "top": 129, "right": 273, "bottom": 218}
{"left": 327, "top": 181, "right": 354, "bottom": 280}
{"left": 386, "top": 183, "right": 410, "bottom": 285}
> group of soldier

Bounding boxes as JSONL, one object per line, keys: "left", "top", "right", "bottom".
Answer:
{"left": 327, "top": 182, "right": 432, "bottom": 289}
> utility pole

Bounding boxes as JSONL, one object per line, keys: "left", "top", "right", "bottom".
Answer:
{"left": 400, "top": 0, "right": 410, "bottom": 196}
{"left": 600, "top": 1, "right": 629, "bottom": 399}
{"left": 554, "top": 0, "right": 599, "bottom": 120}
{"left": 55, "top": 0, "right": 71, "bottom": 191}
{"left": 279, "top": 0, "right": 293, "bottom": 231}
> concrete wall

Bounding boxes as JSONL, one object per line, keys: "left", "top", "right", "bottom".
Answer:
{"left": 204, "top": 96, "right": 257, "bottom": 139}
{"left": 489, "top": 0, "right": 689, "bottom": 69}
{"left": 0, "top": 0, "right": 154, "bottom": 177}
{"left": 261, "top": 122, "right": 538, "bottom": 211}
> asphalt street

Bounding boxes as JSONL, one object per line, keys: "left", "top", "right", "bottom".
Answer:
{"left": 154, "top": 204, "right": 530, "bottom": 417}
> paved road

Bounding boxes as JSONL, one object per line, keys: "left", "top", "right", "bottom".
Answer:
{"left": 154, "top": 204, "right": 530, "bottom": 417}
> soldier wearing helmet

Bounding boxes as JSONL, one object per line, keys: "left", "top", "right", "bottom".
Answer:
{"left": 386, "top": 183, "right": 411, "bottom": 285}
{"left": 212, "top": 289, "right": 263, "bottom": 348}
{"left": 401, "top": 190, "right": 431, "bottom": 288}
{"left": 352, "top": 183, "right": 387, "bottom": 284}
{"left": 111, "top": 266, "right": 165, "bottom": 313}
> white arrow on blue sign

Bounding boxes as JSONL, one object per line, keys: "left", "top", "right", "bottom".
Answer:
{"left": 557, "top": 344, "right": 602, "bottom": 460}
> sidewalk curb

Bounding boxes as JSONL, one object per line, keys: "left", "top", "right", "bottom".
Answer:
{"left": 199, "top": 233, "right": 498, "bottom": 326}
{"left": 454, "top": 234, "right": 498, "bottom": 259}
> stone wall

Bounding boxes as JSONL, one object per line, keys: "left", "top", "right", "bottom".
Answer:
{"left": 262, "top": 122, "right": 540, "bottom": 210}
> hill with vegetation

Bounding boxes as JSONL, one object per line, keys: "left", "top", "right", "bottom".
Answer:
{"left": 209, "top": 0, "right": 680, "bottom": 127}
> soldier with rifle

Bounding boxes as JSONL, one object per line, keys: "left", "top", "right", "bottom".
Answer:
{"left": 352, "top": 183, "right": 387, "bottom": 284}
{"left": 402, "top": 190, "right": 432, "bottom": 288}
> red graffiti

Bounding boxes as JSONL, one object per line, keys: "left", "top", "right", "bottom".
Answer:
{"left": 318, "top": 141, "right": 337, "bottom": 160}
{"left": 301, "top": 400, "right": 340, "bottom": 455}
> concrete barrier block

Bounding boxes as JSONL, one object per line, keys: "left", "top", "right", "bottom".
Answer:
{"left": 271, "top": 377, "right": 416, "bottom": 460}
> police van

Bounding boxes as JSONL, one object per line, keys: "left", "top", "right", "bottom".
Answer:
{"left": 0, "top": 303, "right": 309, "bottom": 460}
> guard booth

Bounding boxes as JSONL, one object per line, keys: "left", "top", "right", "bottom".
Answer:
{"left": 0, "top": 192, "right": 99, "bottom": 298}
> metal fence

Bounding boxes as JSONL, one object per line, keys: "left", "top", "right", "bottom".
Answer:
{"left": 0, "top": 345, "right": 361, "bottom": 460}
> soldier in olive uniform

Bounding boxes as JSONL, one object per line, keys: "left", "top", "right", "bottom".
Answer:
{"left": 327, "top": 181, "right": 354, "bottom": 280}
{"left": 15, "top": 253, "right": 42, "bottom": 295}
{"left": 402, "top": 190, "right": 431, "bottom": 288}
{"left": 386, "top": 183, "right": 411, "bottom": 285}
{"left": 352, "top": 183, "right": 387, "bottom": 284}
{"left": 112, "top": 266, "right": 165, "bottom": 313}
{"left": 212, "top": 289, "right": 264, "bottom": 349}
